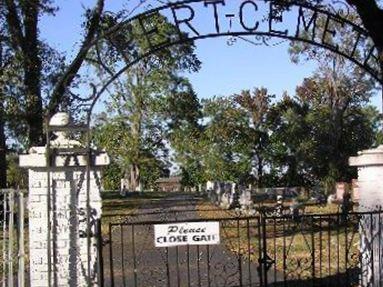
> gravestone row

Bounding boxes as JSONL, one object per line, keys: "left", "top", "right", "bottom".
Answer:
{"left": 204, "top": 181, "right": 302, "bottom": 216}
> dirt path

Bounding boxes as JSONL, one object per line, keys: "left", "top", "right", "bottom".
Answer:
{"left": 101, "top": 193, "right": 263, "bottom": 287}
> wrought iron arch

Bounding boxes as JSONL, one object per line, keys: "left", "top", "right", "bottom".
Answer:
{"left": 82, "top": 0, "right": 383, "bottom": 259}
{"left": 39, "top": 0, "right": 383, "bottom": 286}
{"left": 44, "top": 2, "right": 382, "bottom": 284}
{"left": 81, "top": 0, "right": 382, "bottom": 121}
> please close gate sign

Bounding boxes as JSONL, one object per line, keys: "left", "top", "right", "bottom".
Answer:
{"left": 154, "top": 222, "right": 220, "bottom": 247}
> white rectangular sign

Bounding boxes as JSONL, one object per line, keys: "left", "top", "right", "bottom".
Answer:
{"left": 154, "top": 221, "right": 220, "bottom": 247}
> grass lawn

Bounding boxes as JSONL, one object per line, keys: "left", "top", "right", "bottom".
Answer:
{"left": 197, "top": 200, "right": 360, "bottom": 282}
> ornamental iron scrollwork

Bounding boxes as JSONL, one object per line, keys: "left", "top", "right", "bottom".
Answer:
{"left": 64, "top": 0, "right": 382, "bottom": 124}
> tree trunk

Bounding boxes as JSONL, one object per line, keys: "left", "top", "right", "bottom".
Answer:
{"left": 347, "top": 0, "right": 383, "bottom": 59}
{"left": 24, "top": 66, "right": 43, "bottom": 146}
{"left": 0, "top": 38, "right": 7, "bottom": 188}
{"left": 23, "top": 1, "right": 43, "bottom": 146}
{"left": 129, "top": 164, "right": 141, "bottom": 192}
{"left": 257, "top": 156, "right": 263, "bottom": 187}
{"left": 0, "top": 101, "right": 7, "bottom": 188}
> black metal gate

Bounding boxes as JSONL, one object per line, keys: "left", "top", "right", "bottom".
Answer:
{"left": 259, "top": 211, "right": 383, "bottom": 286}
{"left": 101, "top": 211, "right": 383, "bottom": 287}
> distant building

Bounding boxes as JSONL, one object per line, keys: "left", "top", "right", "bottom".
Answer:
{"left": 156, "top": 176, "right": 182, "bottom": 192}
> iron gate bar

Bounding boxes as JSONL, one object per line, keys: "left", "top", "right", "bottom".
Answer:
{"left": 370, "top": 213, "right": 374, "bottom": 285}
{"left": 197, "top": 245, "right": 201, "bottom": 287}
{"left": 166, "top": 246, "right": 170, "bottom": 287}
{"left": 108, "top": 209, "right": 383, "bottom": 227}
{"left": 176, "top": 246, "right": 180, "bottom": 287}
{"left": 96, "top": 220, "right": 104, "bottom": 287}
{"left": 17, "top": 189, "right": 25, "bottom": 287}
{"left": 273, "top": 217, "right": 277, "bottom": 284}
{"left": 379, "top": 210, "right": 382, "bottom": 285}
{"left": 261, "top": 217, "right": 268, "bottom": 286}
{"left": 311, "top": 216, "right": 315, "bottom": 286}
{"left": 2, "top": 193, "right": 6, "bottom": 287}
{"left": 246, "top": 219, "right": 252, "bottom": 286}
{"left": 344, "top": 216, "right": 348, "bottom": 286}
{"left": 103, "top": 210, "right": 383, "bottom": 287}
{"left": 207, "top": 244, "right": 210, "bottom": 287}
{"left": 132, "top": 225, "right": 138, "bottom": 287}
{"left": 319, "top": 216, "right": 322, "bottom": 281}
{"left": 108, "top": 223, "right": 114, "bottom": 287}
{"left": 257, "top": 217, "right": 263, "bottom": 287}
{"left": 120, "top": 225, "right": 126, "bottom": 287}
{"left": 187, "top": 244, "right": 191, "bottom": 287}
{"left": 8, "top": 190, "right": 14, "bottom": 287}
{"left": 327, "top": 215, "right": 331, "bottom": 287}
{"left": 337, "top": 216, "right": 340, "bottom": 286}
{"left": 282, "top": 217, "right": 286, "bottom": 286}
{"left": 237, "top": 219, "right": 243, "bottom": 287}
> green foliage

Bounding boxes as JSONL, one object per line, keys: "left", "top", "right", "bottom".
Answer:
{"left": 6, "top": 154, "right": 27, "bottom": 188}
{"left": 178, "top": 80, "right": 380, "bottom": 189}
{"left": 101, "top": 161, "right": 123, "bottom": 191}
{"left": 91, "top": 12, "right": 201, "bottom": 191}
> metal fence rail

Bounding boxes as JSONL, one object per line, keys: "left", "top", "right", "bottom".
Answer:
{"left": 260, "top": 211, "right": 383, "bottom": 286}
{"left": 1, "top": 189, "right": 27, "bottom": 287}
{"left": 102, "top": 210, "right": 383, "bottom": 287}
{"left": 104, "top": 217, "right": 262, "bottom": 287}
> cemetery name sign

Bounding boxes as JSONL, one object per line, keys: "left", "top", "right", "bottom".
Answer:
{"left": 106, "top": 0, "right": 382, "bottom": 84}
{"left": 154, "top": 221, "right": 220, "bottom": 247}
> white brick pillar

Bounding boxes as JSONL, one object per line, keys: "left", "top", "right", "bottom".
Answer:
{"left": 349, "top": 145, "right": 383, "bottom": 286}
{"left": 20, "top": 113, "right": 109, "bottom": 287}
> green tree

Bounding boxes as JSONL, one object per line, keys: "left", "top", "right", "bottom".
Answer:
{"left": 200, "top": 96, "right": 253, "bottom": 184}
{"left": 265, "top": 88, "right": 380, "bottom": 191}
{"left": 234, "top": 88, "right": 274, "bottom": 187}
{"left": 285, "top": 8, "right": 379, "bottom": 190}
{"left": 165, "top": 85, "right": 205, "bottom": 189}
{"left": 284, "top": 0, "right": 383, "bottom": 67}
{"left": 0, "top": 6, "right": 10, "bottom": 187}
{"left": 2, "top": 0, "right": 105, "bottom": 146}
{"left": 91, "top": 12, "right": 201, "bottom": 191}
{"left": 266, "top": 95, "right": 312, "bottom": 187}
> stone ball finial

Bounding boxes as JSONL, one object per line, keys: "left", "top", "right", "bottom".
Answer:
{"left": 49, "top": 112, "right": 70, "bottom": 127}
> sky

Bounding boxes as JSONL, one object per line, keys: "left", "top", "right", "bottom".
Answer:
{"left": 39, "top": 0, "right": 382, "bottom": 110}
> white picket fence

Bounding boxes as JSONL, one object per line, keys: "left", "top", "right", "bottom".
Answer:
{"left": 1, "top": 189, "right": 27, "bottom": 287}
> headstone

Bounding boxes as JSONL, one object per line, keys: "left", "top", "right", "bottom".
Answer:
{"left": 120, "top": 178, "right": 129, "bottom": 196}
{"left": 290, "top": 199, "right": 303, "bottom": 222}
{"left": 20, "top": 112, "right": 109, "bottom": 287}
{"left": 349, "top": 145, "right": 383, "bottom": 286}
{"left": 215, "top": 183, "right": 223, "bottom": 205}
{"left": 239, "top": 189, "right": 254, "bottom": 214}
{"left": 336, "top": 182, "right": 348, "bottom": 201}
{"left": 327, "top": 194, "right": 337, "bottom": 204}
{"left": 352, "top": 179, "right": 360, "bottom": 202}
{"left": 219, "top": 190, "right": 231, "bottom": 209}
{"left": 275, "top": 195, "right": 284, "bottom": 216}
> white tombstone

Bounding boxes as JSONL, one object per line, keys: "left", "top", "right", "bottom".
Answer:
{"left": 349, "top": 145, "right": 383, "bottom": 286}
{"left": 20, "top": 112, "right": 109, "bottom": 287}
{"left": 239, "top": 189, "right": 254, "bottom": 212}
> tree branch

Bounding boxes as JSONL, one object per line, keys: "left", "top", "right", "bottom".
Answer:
{"left": 47, "top": 0, "right": 105, "bottom": 116}
{"left": 4, "top": 0, "right": 25, "bottom": 51}
{"left": 346, "top": 0, "right": 383, "bottom": 51}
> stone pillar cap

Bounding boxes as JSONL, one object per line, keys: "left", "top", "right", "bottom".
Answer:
{"left": 349, "top": 145, "right": 383, "bottom": 167}
{"left": 49, "top": 112, "right": 70, "bottom": 126}
{"left": 19, "top": 112, "right": 110, "bottom": 168}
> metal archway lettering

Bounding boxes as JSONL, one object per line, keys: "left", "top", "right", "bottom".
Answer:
{"left": 90, "top": 0, "right": 382, "bottom": 104}
{"left": 42, "top": 2, "right": 383, "bottom": 286}
{"left": 58, "top": 1, "right": 382, "bottom": 285}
